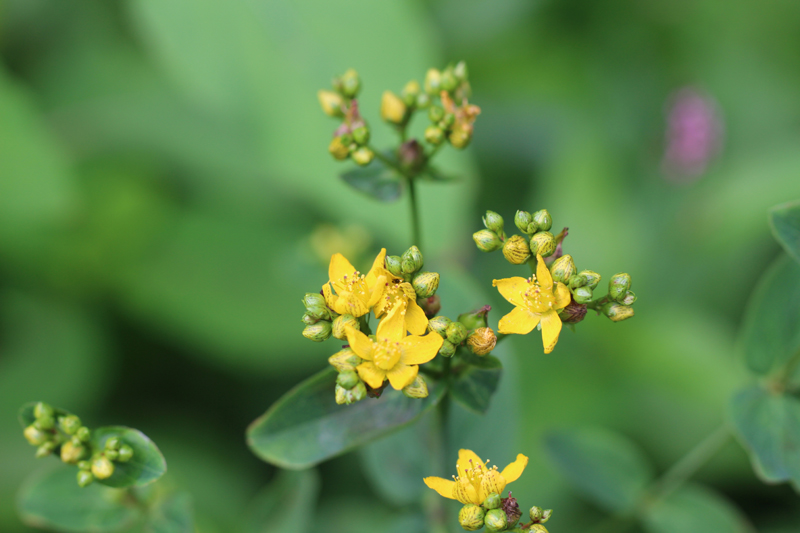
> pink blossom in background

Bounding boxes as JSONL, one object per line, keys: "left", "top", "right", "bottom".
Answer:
{"left": 662, "top": 87, "right": 723, "bottom": 183}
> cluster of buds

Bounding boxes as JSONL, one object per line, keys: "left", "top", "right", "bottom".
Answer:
{"left": 549, "top": 254, "right": 601, "bottom": 325}
{"left": 385, "top": 246, "right": 441, "bottom": 300}
{"left": 301, "top": 292, "right": 336, "bottom": 342}
{"left": 22, "top": 402, "right": 133, "bottom": 487}
{"left": 428, "top": 306, "right": 497, "bottom": 358}
{"left": 473, "top": 209, "right": 562, "bottom": 265}
{"left": 419, "top": 62, "right": 480, "bottom": 149}
{"left": 318, "top": 69, "right": 375, "bottom": 166}
{"left": 328, "top": 348, "right": 368, "bottom": 405}
{"left": 597, "top": 273, "right": 636, "bottom": 322}
{"left": 459, "top": 493, "right": 552, "bottom": 532}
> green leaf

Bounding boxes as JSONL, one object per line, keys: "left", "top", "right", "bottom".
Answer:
{"left": 340, "top": 157, "right": 404, "bottom": 202}
{"left": 247, "top": 367, "right": 445, "bottom": 469}
{"left": 91, "top": 427, "right": 167, "bottom": 488}
{"left": 642, "top": 484, "right": 754, "bottom": 533}
{"left": 544, "top": 427, "right": 654, "bottom": 513}
{"left": 770, "top": 200, "right": 800, "bottom": 264}
{"left": 421, "top": 166, "right": 459, "bottom": 182}
{"left": 729, "top": 385, "right": 800, "bottom": 486}
{"left": 145, "top": 493, "right": 194, "bottom": 533}
{"left": 450, "top": 354, "right": 503, "bottom": 415}
{"left": 17, "top": 466, "right": 141, "bottom": 532}
{"left": 242, "top": 469, "right": 320, "bottom": 533}
{"left": 739, "top": 255, "right": 800, "bottom": 375}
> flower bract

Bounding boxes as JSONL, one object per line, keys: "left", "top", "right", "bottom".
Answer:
{"left": 424, "top": 449, "right": 528, "bottom": 505}
{"left": 323, "top": 249, "right": 386, "bottom": 317}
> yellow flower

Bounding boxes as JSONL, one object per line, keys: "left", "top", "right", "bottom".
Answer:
{"left": 323, "top": 249, "right": 386, "bottom": 317}
{"left": 492, "top": 254, "right": 571, "bottom": 354}
{"left": 371, "top": 269, "right": 429, "bottom": 336}
{"left": 424, "top": 449, "right": 528, "bottom": 505}
{"left": 345, "top": 305, "right": 442, "bottom": 390}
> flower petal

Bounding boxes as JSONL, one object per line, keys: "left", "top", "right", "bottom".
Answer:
{"left": 500, "top": 454, "right": 528, "bottom": 484}
{"left": 368, "top": 273, "right": 388, "bottom": 310}
{"left": 423, "top": 477, "right": 457, "bottom": 500}
{"left": 365, "top": 248, "right": 387, "bottom": 287}
{"left": 536, "top": 254, "right": 553, "bottom": 290}
{"left": 498, "top": 306, "right": 540, "bottom": 335}
{"left": 386, "top": 363, "right": 418, "bottom": 390}
{"left": 345, "top": 327, "right": 374, "bottom": 360}
{"left": 333, "top": 292, "right": 369, "bottom": 317}
{"left": 554, "top": 282, "right": 571, "bottom": 309}
{"left": 376, "top": 304, "right": 404, "bottom": 342}
{"left": 404, "top": 299, "right": 429, "bottom": 335}
{"left": 400, "top": 332, "right": 443, "bottom": 365}
{"left": 540, "top": 309, "right": 562, "bottom": 354}
{"left": 492, "top": 277, "right": 528, "bottom": 307}
{"left": 322, "top": 283, "right": 337, "bottom": 309}
{"left": 329, "top": 253, "right": 357, "bottom": 283}
{"left": 457, "top": 449, "right": 484, "bottom": 475}
{"left": 356, "top": 361, "right": 386, "bottom": 389}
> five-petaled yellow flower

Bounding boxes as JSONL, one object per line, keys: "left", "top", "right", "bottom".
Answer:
{"left": 371, "top": 268, "right": 429, "bottom": 335}
{"left": 345, "top": 304, "right": 442, "bottom": 390}
{"left": 424, "top": 449, "right": 528, "bottom": 505}
{"left": 493, "top": 254, "right": 571, "bottom": 354}
{"left": 323, "top": 249, "right": 386, "bottom": 317}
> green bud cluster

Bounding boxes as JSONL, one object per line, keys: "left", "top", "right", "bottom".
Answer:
{"left": 600, "top": 273, "right": 636, "bottom": 322}
{"left": 318, "top": 69, "right": 378, "bottom": 166}
{"left": 301, "top": 292, "right": 337, "bottom": 342}
{"left": 422, "top": 61, "right": 477, "bottom": 149}
{"left": 427, "top": 316, "right": 465, "bottom": 357}
{"left": 473, "top": 210, "right": 506, "bottom": 253}
{"left": 456, "top": 493, "right": 545, "bottom": 532}
{"left": 22, "top": 403, "right": 134, "bottom": 488}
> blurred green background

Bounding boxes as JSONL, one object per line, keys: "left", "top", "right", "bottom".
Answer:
{"left": 2, "top": 0, "right": 800, "bottom": 531}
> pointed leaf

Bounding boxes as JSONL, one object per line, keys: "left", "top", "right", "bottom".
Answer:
{"left": 242, "top": 470, "right": 320, "bottom": 533}
{"left": 643, "top": 484, "right": 754, "bottom": 533}
{"left": 450, "top": 355, "right": 502, "bottom": 415}
{"left": 770, "top": 200, "right": 800, "bottom": 264}
{"left": 340, "top": 157, "right": 404, "bottom": 202}
{"left": 421, "top": 166, "right": 459, "bottom": 182}
{"left": 145, "top": 493, "right": 195, "bottom": 533}
{"left": 91, "top": 427, "right": 167, "bottom": 488}
{"left": 247, "top": 367, "right": 444, "bottom": 469}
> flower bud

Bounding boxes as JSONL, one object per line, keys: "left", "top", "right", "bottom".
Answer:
{"left": 303, "top": 293, "right": 325, "bottom": 308}
{"left": 514, "top": 211, "right": 533, "bottom": 233}
{"left": 459, "top": 504, "right": 485, "bottom": 531}
{"left": 439, "top": 340, "right": 456, "bottom": 357}
{"left": 332, "top": 314, "right": 359, "bottom": 340}
{"left": 77, "top": 470, "right": 94, "bottom": 488}
{"left": 92, "top": 456, "right": 115, "bottom": 480}
{"left": 428, "top": 105, "right": 445, "bottom": 123}
{"left": 446, "top": 322, "right": 468, "bottom": 344}
{"left": 484, "top": 509, "right": 507, "bottom": 532}
{"left": 76, "top": 427, "right": 91, "bottom": 443}
{"left": 402, "top": 374, "right": 429, "bottom": 399}
{"left": 428, "top": 316, "right": 452, "bottom": 338}
{"left": 352, "top": 147, "right": 374, "bottom": 166}
{"left": 328, "top": 136, "right": 350, "bottom": 161}
{"left": 24, "top": 425, "right": 49, "bottom": 446}
{"left": 412, "top": 271, "right": 439, "bottom": 299}
{"left": 34, "top": 402, "right": 54, "bottom": 420}
{"left": 61, "top": 415, "right": 82, "bottom": 435}
{"left": 385, "top": 255, "right": 403, "bottom": 278}
{"left": 458, "top": 305, "right": 490, "bottom": 330}
{"left": 424, "top": 68, "right": 442, "bottom": 95}
{"left": 335, "top": 382, "right": 367, "bottom": 405}
{"left": 105, "top": 437, "right": 122, "bottom": 451}
{"left": 448, "top": 126, "right": 471, "bottom": 149}
{"left": 329, "top": 348, "right": 362, "bottom": 372}
{"left": 572, "top": 286, "right": 593, "bottom": 304}
{"left": 303, "top": 321, "right": 332, "bottom": 342}
{"left": 608, "top": 273, "right": 632, "bottom": 302}
{"left": 549, "top": 254, "right": 576, "bottom": 284}
{"left": 416, "top": 92, "right": 431, "bottom": 109}
{"left": 484, "top": 492, "right": 502, "bottom": 509}
{"left": 36, "top": 442, "right": 56, "bottom": 458}
{"left": 467, "top": 327, "right": 497, "bottom": 356}
{"left": 503, "top": 235, "right": 531, "bottom": 265}
{"left": 483, "top": 211, "right": 504, "bottom": 236}
{"left": 317, "top": 90, "right": 344, "bottom": 117}
{"left": 77, "top": 461, "right": 91, "bottom": 471}
{"left": 558, "top": 300, "right": 587, "bottom": 325}
{"left": 401, "top": 246, "right": 424, "bottom": 274}
{"left": 306, "top": 304, "right": 331, "bottom": 321}
{"left": 541, "top": 509, "right": 552, "bottom": 523}
{"left": 424, "top": 125, "right": 445, "bottom": 145}
{"left": 529, "top": 525, "right": 549, "bottom": 533}
{"left": 381, "top": 91, "right": 407, "bottom": 124}
{"left": 336, "top": 370, "right": 360, "bottom": 390}
{"left": 105, "top": 449, "right": 120, "bottom": 461}
{"left": 602, "top": 302, "right": 635, "bottom": 322}
{"left": 620, "top": 290, "right": 637, "bottom": 306}
{"left": 402, "top": 79, "right": 421, "bottom": 101}
{"left": 118, "top": 445, "right": 134, "bottom": 463}
{"left": 578, "top": 270, "right": 601, "bottom": 290}
{"left": 473, "top": 229, "right": 502, "bottom": 252}
{"left": 568, "top": 274, "right": 588, "bottom": 289}
{"left": 453, "top": 61, "right": 468, "bottom": 82}
{"left": 339, "top": 68, "right": 360, "bottom": 98}
{"left": 60, "top": 441, "right": 86, "bottom": 464}
{"left": 302, "top": 313, "right": 318, "bottom": 325}
{"left": 352, "top": 126, "right": 370, "bottom": 145}
{"left": 529, "top": 232, "right": 556, "bottom": 257}
{"left": 418, "top": 295, "right": 441, "bottom": 317}
{"left": 532, "top": 209, "right": 552, "bottom": 232}
{"left": 35, "top": 415, "right": 55, "bottom": 430}
{"left": 441, "top": 69, "right": 458, "bottom": 92}
{"left": 529, "top": 506, "right": 543, "bottom": 521}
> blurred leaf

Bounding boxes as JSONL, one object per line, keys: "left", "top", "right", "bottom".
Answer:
{"left": 145, "top": 493, "right": 194, "bottom": 533}
{"left": 247, "top": 367, "right": 445, "bottom": 469}
{"left": 17, "top": 466, "right": 141, "bottom": 532}
{"left": 421, "top": 166, "right": 459, "bottom": 182}
{"left": 340, "top": 158, "right": 404, "bottom": 202}
{"left": 242, "top": 470, "right": 320, "bottom": 533}
{"left": 544, "top": 427, "right": 654, "bottom": 513}
{"left": 450, "top": 354, "right": 502, "bottom": 415}
{"left": 739, "top": 255, "right": 800, "bottom": 375}
{"left": 770, "top": 200, "right": 800, "bottom": 265}
{"left": 642, "top": 484, "right": 753, "bottom": 533}
{"left": 91, "top": 427, "right": 166, "bottom": 489}
{"left": 729, "top": 385, "right": 800, "bottom": 486}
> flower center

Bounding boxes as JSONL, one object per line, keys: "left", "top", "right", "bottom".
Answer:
{"left": 522, "top": 276, "right": 556, "bottom": 314}
{"left": 380, "top": 277, "right": 415, "bottom": 315}
{"left": 452, "top": 459, "right": 500, "bottom": 494}
{"left": 335, "top": 271, "right": 369, "bottom": 303}
{"left": 372, "top": 339, "right": 402, "bottom": 370}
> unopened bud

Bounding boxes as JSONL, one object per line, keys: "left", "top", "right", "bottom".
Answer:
{"left": 329, "top": 348, "right": 362, "bottom": 372}
{"left": 303, "top": 321, "right": 332, "bottom": 342}
{"left": 332, "top": 314, "right": 359, "bottom": 340}
{"left": 453, "top": 61, "right": 468, "bottom": 82}
{"left": 92, "top": 456, "right": 115, "bottom": 480}
{"left": 352, "top": 126, "right": 370, "bottom": 145}
{"left": 467, "top": 327, "right": 497, "bottom": 356}
{"left": 473, "top": 229, "right": 502, "bottom": 252}
{"left": 602, "top": 302, "right": 635, "bottom": 322}
{"left": 608, "top": 273, "right": 632, "bottom": 301}
{"left": 34, "top": 402, "right": 54, "bottom": 420}
{"left": 529, "top": 232, "right": 556, "bottom": 257}
{"left": 483, "top": 211, "right": 504, "bottom": 236}
{"left": 446, "top": 322, "right": 468, "bottom": 344}
{"left": 35, "top": 415, "right": 55, "bottom": 430}
{"left": 401, "top": 246, "right": 424, "bottom": 274}
{"left": 77, "top": 470, "right": 94, "bottom": 487}
{"left": 568, "top": 274, "right": 588, "bottom": 289}
{"left": 416, "top": 92, "right": 431, "bottom": 109}
{"left": 620, "top": 290, "right": 637, "bottom": 306}
{"left": 459, "top": 504, "right": 485, "bottom": 531}
{"left": 529, "top": 506, "right": 544, "bottom": 521}
{"left": 448, "top": 126, "right": 472, "bottom": 149}
{"left": 418, "top": 295, "right": 441, "bottom": 317}
{"left": 439, "top": 340, "right": 456, "bottom": 357}
{"left": 424, "top": 68, "right": 442, "bottom": 95}
{"left": 428, "top": 316, "right": 452, "bottom": 338}
{"left": 550, "top": 254, "right": 576, "bottom": 284}
{"left": 532, "top": 209, "right": 552, "bottom": 232}
{"left": 428, "top": 105, "right": 445, "bottom": 123}
{"left": 328, "top": 136, "right": 350, "bottom": 160}
{"left": 440, "top": 68, "right": 458, "bottom": 92}
{"left": 458, "top": 305, "right": 490, "bottom": 330}
{"left": 61, "top": 415, "right": 82, "bottom": 435}
{"left": 303, "top": 293, "right": 325, "bottom": 308}
{"left": 484, "top": 493, "right": 501, "bottom": 509}
{"left": 337, "top": 370, "right": 360, "bottom": 390}
{"left": 335, "top": 382, "right": 367, "bottom": 405}
{"left": 424, "top": 125, "right": 445, "bottom": 145}
{"left": 35, "top": 442, "right": 56, "bottom": 458}
{"left": 578, "top": 270, "right": 601, "bottom": 290}
{"left": 24, "top": 425, "right": 49, "bottom": 446}
{"left": 515, "top": 211, "right": 533, "bottom": 233}
{"left": 412, "top": 271, "right": 439, "bottom": 299}
{"left": 339, "top": 68, "right": 360, "bottom": 98}
{"left": 352, "top": 146, "right": 374, "bottom": 166}
{"left": 105, "top": 449, "right": 119, "bottom": 461}
{"left": 76, "top": 427, "right": 91, "bottom": 443}
{"left": 77, "top": 461, "right": 91, "bottom": 470}
{"left": 503, "top": 235, "right": 531, "bottom": 265}
{"left": 403, "top": 80, "right": 421, "bottom": 100}
{"left": 381, "top": 91, "right": 407, "bottom": 124}
{"left": 484, "top": 509, "right": 507, "bottom": 532}
{"left": 558, "top": 300, "right": 587, "bottom": 325}
{"left": 60, "top": 441, "right": 86, "bottom": 464}
{"left": 541, "top": 509, "right": 553, "bottom": 523}
{"left": 118, "top": 445, "right": 134, "bottom": 463}
{"left": 302, "top": 313, "right": 318, "bottom": 325}
{"left": 105, "top": 437, "right": 122, "bottom": 451}
{"left": 385, "top": 255, "right": 403, "bottom": 277}
{"left": 572, "top": 286, "right": 593, "bottom": 304}
{"left": 306, "top": 304, "right": 331, "bottom": 321}
{"left": 317, "top": 90, "right": 344, "bottom": 117}
{"left": 402, "top": 375, "right": 429, "bottom": 399}
{"left": 529, "top": 525, "right": 549, "bottom": 533}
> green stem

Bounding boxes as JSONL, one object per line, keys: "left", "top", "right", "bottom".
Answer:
{"left": 428, "top": 357, "right": 453, "bottom": 533}
{"left": 409, "top": 176, "right": 422, "bottom": 248}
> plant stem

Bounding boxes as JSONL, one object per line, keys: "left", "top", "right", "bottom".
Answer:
{"left": 427, "top": 356, "right": 453, "bottom": 533}
{"left": 409, "top": 176, "right": 422, "bottom": 248}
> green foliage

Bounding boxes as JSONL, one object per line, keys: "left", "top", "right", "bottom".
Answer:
{"left": 90, "top": 428, "right": 167, "bottom": 489}
{"left": 340, "top": 156, "right": 404, "bottom": 202}
{"left": 145, "top": 493, "right": 194, "bottom": 533}
{"left": 242, "top": 470, "right": 320, "bottom": 533}
{"left": 770, "top": 200, "right": 800, "bottom": 264}
{"left": 642, "top": 484, "right": 754, "bottom": 533}
{"left": 247, "top": 368, "right": 445, "bottom": 469}
{"left": 450, "top": 354, "right": 503, "bottom": 415}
